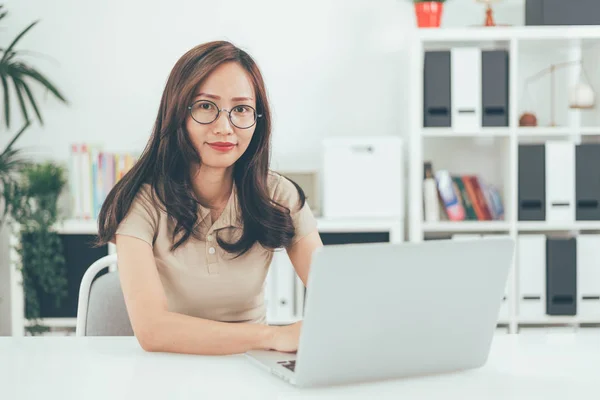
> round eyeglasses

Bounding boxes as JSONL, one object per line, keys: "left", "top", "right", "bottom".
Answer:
{"left": 187, "top": 99, "right": 262, "bottom": 129}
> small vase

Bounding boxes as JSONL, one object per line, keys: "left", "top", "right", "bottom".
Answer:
{"left": 414, "top": 2, "right": 444, "bottom": 28}
{"left": 569, "top": 82, "right": 596, "bottom": 109}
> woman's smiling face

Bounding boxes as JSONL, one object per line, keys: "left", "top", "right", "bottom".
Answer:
{"left": 186, "top": 61, "right": 258, "bottom": 170}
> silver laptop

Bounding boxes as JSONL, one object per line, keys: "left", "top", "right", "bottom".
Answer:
{"left": 246, "top": 237, "right": 515, "bottom": 388}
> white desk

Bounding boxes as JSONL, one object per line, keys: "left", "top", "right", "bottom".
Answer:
{"left": 1, "top": 332, "right": 599, "bottom": 399}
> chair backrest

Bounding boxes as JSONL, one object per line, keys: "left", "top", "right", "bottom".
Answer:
{"left": 76, "top": 254, "right": 134, "bottom": 336}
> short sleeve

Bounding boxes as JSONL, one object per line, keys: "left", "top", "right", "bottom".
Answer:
{"left": 272, "top": 173, "right": 318, "bottom": 245}
{"left": 115, "top": 184, "right": 158, "bottom": 246}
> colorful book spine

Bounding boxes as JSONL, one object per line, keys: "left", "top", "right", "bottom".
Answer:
{"left": 68, "top": 143, "right": 139, "bottom": 220}
{"left": 452, "top": 176, "right": 477, "bottom": 221}
{"left": 423, "top": 161, "right": 440, "bottom": 222}
{"left": 70, "top": 144, "right": 82, "bottom": 219}
{"left": 435, "top": 170, "right": 465, "bottom": 221}
{"left": 423, "top": 168, "right": 506, "bottom": 222}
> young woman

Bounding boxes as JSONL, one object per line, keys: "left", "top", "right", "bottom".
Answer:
{"left": 96, "top": 41, "right": 323, "bottom": 355}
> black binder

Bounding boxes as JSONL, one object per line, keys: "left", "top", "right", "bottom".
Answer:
{"left": 518, "top": 144, "right": 546, "bottom": 221}
{"left": 423, "top": 51, "right": 451, "bottom": 127}
{"left": 525, "top": 0, "right": 544, "bottom": 25}
{"left": 526, "top": 0, "right": 600, "bottom": 26}
{"left": 546, "top": 238, "right": 577, "bottom": 316}
{"left": 482, "top": 50, "right": 509, "bottom": 127}
{"left": 576, "top": 143, "right": 600, "bottom": 220}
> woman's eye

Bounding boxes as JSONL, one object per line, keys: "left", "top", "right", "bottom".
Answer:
{"left": 234, "top": 106, "right": 249, "bottom": 113}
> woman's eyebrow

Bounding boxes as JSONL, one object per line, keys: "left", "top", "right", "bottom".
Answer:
{"left": 196, "top": 92, "right": 254, "bottom": 101}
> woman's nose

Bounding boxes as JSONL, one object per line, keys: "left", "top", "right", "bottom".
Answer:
{"left": 214, "top": 110, "right": 234, "bottom": 135}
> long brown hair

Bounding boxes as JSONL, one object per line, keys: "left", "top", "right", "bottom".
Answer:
{"left": 96, "top": 40, "right": 306, "bottom": 257}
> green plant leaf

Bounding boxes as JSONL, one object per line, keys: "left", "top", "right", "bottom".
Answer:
{"left": 0, "top": 72, "right": 10, "bottom": 128}
{"left": 0, "top": 125, "right": 29, "bottom": 229}
{"left": 2, "top": 121, "right": 30, "bottom": 154}
{"left": 12, "top": 76, "right": 29, "bottom": 124}
{"left": 2, "top": 62, "right": 67, "bottom": 127}
{"left": 16, "top": 77, "right": 42, "bottom": 124}
{"left": 0, "top": 175, "right": 13, "bottom": 225}
{"left": 2, "top": 20, "right": 38, "bottom": 62}
{"left": 14, "top": 62, "right": 67, "bottom": 104}
{"left": 0, "top": 13, "right": 67, "bottom": 129}
{"left": 0, "top": 5, "right": 7, "bottom": 22}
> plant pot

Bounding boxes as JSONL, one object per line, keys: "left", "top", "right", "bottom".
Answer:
{"left": 414, "top": 2, "right": 444, "bottom": 28}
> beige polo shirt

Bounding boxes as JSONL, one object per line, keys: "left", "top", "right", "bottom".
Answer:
{"left": 115, "top": 171, "right": 317, "bottom": 324}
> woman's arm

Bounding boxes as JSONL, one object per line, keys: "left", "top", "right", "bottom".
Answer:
{"left": 116, "top": 234, "right": 291, "bottom": 355}
{"left": 286, "top": 229, "right": 323, "bottom": 286}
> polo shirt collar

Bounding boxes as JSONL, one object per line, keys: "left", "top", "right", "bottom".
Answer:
{"left": 197, "top": 183, "right": 243, "bottom": 231}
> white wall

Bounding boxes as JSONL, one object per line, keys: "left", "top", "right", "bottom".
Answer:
{"left": 0, "top": 0, "right": 529, "bottom": 335}
{"left": 0, "top": 0, "right": 527, "bottom": 166}
{"left": 0, "top": 0, "right": 415, "bottom": 169}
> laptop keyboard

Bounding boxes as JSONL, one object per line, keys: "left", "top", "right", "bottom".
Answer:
{"left": 277, "top": 360, "right": 296, "bottom": 372}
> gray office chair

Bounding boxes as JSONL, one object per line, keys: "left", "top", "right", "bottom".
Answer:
{"left": 75, "top": 254, "right": 134, "bottom": 336}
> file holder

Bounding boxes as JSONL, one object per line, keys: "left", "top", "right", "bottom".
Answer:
{"left": 546, "top": 238, "right": 577, "bottom": 316}
{"left": 482, "top": 50, "right": 509, "bottom": 127}
{"left": 423, "top": 51, "right": 451, "bottom": 127}
{"left": 576, "top": 143, "right": 600, "bottom": 220}
{"left": 518, "top": 144, "right": 546, "bottom": 221}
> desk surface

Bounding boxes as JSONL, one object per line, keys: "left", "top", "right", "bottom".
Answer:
{"left": 1, "top": 331, "right": 599, "bottom": 399}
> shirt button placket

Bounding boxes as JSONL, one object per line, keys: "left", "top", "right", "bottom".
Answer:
{"left": 207, "top": 231, "right": 219, "bottom": 274}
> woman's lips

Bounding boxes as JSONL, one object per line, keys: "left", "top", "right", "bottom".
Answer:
{"left": 207, "top": 142, "right": 236, "bottom": 152}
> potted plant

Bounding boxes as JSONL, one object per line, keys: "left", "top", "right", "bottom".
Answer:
{"left": 0, "top": 4, "right": 68, "bottom": 226}
{"left": 0, "top": 4, "right": 68, "bottom": 335}
{"left": 413, "top": 0, "right": 447, "bottom": 28}
{"left": 5, "top": 161, "right": 68, "bottom": 335}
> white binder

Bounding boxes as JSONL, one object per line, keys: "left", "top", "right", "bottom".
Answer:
{"left": 268, "top": 250, "right": 296, "bottom": 323}
{"left": 577, "top": 235, "right": 600, "bottom": 321}
{"left": 498, "top": 263, "right": 513, "bottom": 323}
{"left": 423, "top": 178, "right": 440, "bottom": 222}
{"left": 451, "top": 47, "right": 482, "bottom": 132}
{"left": 322, "top": 136, "right": 403, "bottom": 219}
{"left": 295, "top": 276, "right": 306, "bottom": 318}
{"left": 545, "top": 141, "right": 575, "bottom": 223}
{"left": 517, "top": 234, "right": 546, "bottom": 321}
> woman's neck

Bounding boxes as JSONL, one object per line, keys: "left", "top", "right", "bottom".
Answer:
{"left": 190, "top": 164, "right": 234, "bottom": 209}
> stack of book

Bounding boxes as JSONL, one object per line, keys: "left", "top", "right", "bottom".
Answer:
{"left": 423, "top": 162, "right": 504, "bottom": 222}
{"left": 69, "top": 144, "right": 139, "bottom": 220}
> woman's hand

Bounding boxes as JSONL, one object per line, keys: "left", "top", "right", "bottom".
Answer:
{"left": 267, "top": 321, "right": 303, "bottom": 353}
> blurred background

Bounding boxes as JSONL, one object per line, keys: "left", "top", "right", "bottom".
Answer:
{"left": 0, "top": 0, "right": 529, "bottom": 165}
{"left": 2, "top": 0, "right": 600, "bottom": 338}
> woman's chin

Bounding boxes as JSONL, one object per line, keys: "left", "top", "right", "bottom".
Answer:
{"left": 199, "top": 156, "right": 238, "bottom": 170}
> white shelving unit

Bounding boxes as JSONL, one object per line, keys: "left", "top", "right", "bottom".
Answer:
{"left": 10, "top": 216, "right": 403, "bottom": 336}
{"left": 408, "top": 25, "right": 600, "bottom": 334}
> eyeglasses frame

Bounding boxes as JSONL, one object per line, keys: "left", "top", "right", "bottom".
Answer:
{"left": 187, "top": 99, "right": 263, "bottom": 129}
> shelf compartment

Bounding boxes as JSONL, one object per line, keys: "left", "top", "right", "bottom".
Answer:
{"left": 423, "top": 221, "right": 511, "bottom": 233}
